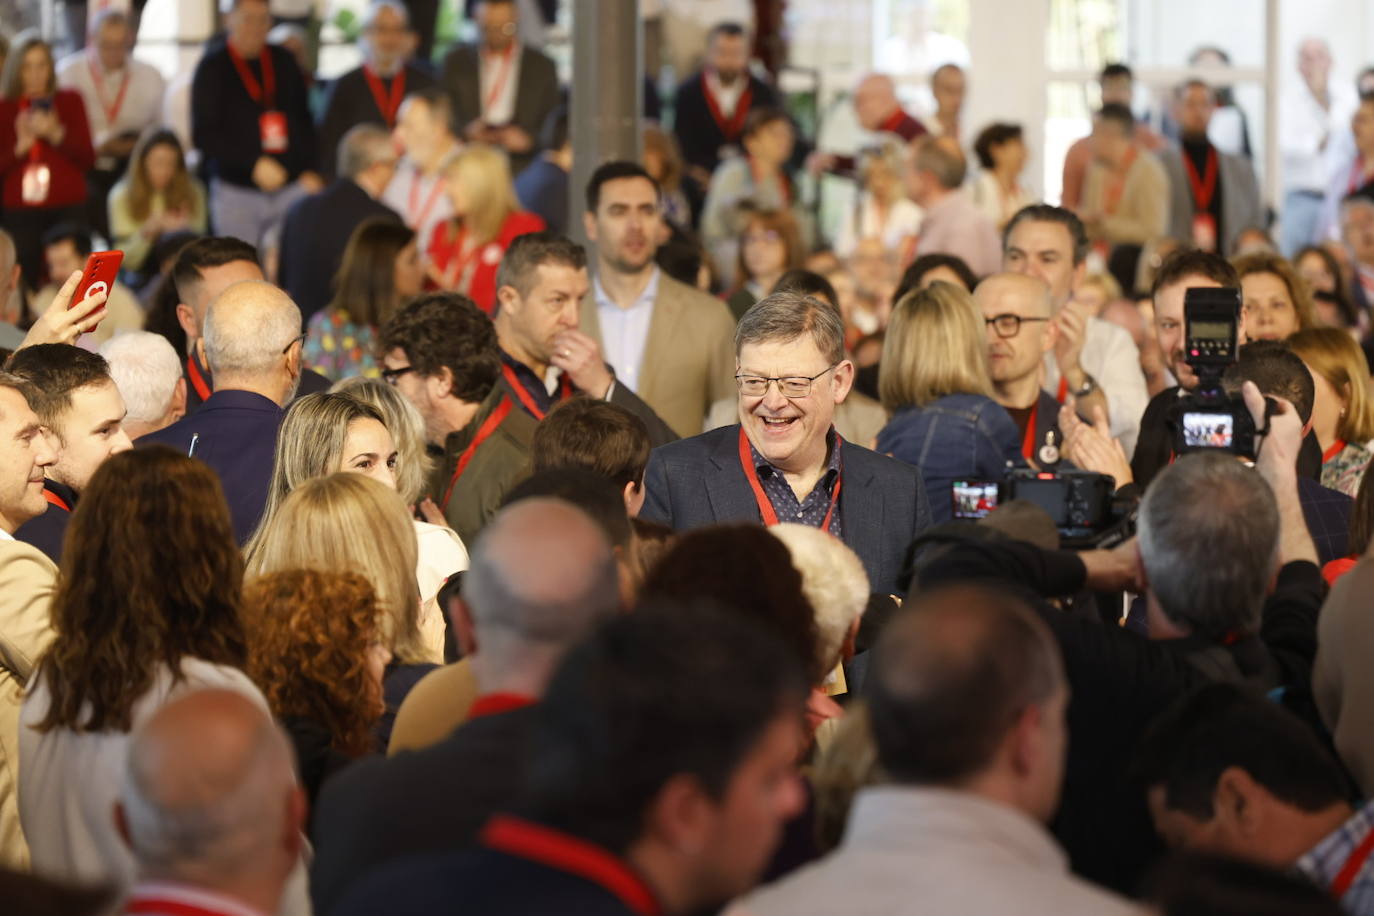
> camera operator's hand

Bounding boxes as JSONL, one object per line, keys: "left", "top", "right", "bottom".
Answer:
{"left": 1242, "top": 380, "right": 1318, "bottom": 567}
{"left": 1059, "top": 399, "right": 1133, "bottom": 489}
{"left": 1080, "top": 536, "right": 1143, "bottom": 593}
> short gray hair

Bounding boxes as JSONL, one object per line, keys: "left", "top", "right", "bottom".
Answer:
{"left": 119, "top": 697, "right": 293, "bottom": 875}
{"left": 913, "top": 136, "right": 967, "bottom": 190}
{"left": 1137, "top": 452, "right": 1280, "bottom": 639}
{"left": 337, "top": 123, "right": 397, "bottom": 179}
{"left": 99, "top": 331, "right": 182, "bottom": 424}
{"left": 735, "top": 291, "right": 845, "bottom": 365}
{"left": 203, "top": 282, "right": 302, "bottom": 377}
{"left": 771, "top": 523, "right": 869, "bottom": 672}
{"left": 363, "top": 0, "right": 409, "bottom": 28}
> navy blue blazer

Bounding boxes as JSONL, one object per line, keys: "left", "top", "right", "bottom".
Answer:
{"left": 641, "top": 424, "right": 932, "bottom": 595}
{"left": 13, "top": 479, "right": 76, "bottom": 564}
{"left": 138, "top": 390, "right": 284, "bottom": 544}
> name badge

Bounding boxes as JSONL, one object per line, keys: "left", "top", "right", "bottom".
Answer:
{"left": 260, "top": 111, "right": 288, "bottom": 154}
{"left": 1191, "top": 212, "right": 1218, "bottom": 252}
{"left": 20, "top": 163, "right": 50, "bottom": 205}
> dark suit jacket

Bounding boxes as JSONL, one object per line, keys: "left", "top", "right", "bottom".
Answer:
{"left": 278, "top": 179, "right": 401, "bottom": 322}
{"left": 316, "top": 63, "right": 438, "bottom": 178}
{"left": 672, "top": 71, "right": 780, "bottom": 175}
{"left": 641, "top": 425, "right": 932, "bottom": 595}
{"left": 440, "top": 43, "right": 560, "bottom": 174}
{"left": 13, "top": 479, "right": 76, "bottom": 565}
{"left": 138, "top": 389, "right": 284, "bottom": 544}
{"left": 310, "top": 705, "right": 535, "bottom": 915}
{"left": 182, "top": 347, "right": 332, "bottom": 414}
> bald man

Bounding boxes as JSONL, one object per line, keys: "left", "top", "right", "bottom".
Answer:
{"left": 141, "top": 281, "right": 305, "bottom": 542}
{"left": 311, "top": 497, "right": 620, "bottom": 914}
{"left": 975, "top": 273, "right": 1070, "bottom": 467}
{"left": 812, "top": 72, "right": 927, "bottom": 180}
{"left": 116, "top": 689, "right": 303, "bottom": 916}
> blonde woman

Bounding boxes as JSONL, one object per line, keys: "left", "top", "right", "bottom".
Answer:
{"left": 425, "top": 143, "right": 544, "bottom": 313}
{"left": 876, "top": 282, "right": 1024, "bottom": 522}
{"left": 246, "top": 390, "right": 464, "bottom": 659}
{"left": 107, "top": 128, "right": 207, "bottom": 274}
{"left": 245, "top": 473, "right": 431, "bottom": 747}
{"left": 332, "top": 376, "right": 469, "bottom": 608}
{"left": 1234, "top": 251, "right": 1319, "bottom": 342}
{"left": 834, "top": 137, "right": 923, "bottom": 259}
{"left": 1290, "top": 328, "right": 1374, "bottom": 496}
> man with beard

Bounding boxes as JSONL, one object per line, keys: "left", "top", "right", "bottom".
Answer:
{"left": 578, "top": 162, "right": 736, "bottom": 438}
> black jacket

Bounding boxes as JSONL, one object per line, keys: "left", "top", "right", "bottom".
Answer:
{"left": 672, "top": 71, "right": 780, "bottom": 176}
{"left": 310, "top": 705, "right": 536, "bottom": 915}
{"left": 316, "top": 63, "right": 438, "bottom": 178}
{"left": 915, "top": 536, "right": 1324, "bottom": 894}
{"left": 277, "top": 179, "right": 401, "bottom": 322}
{"left": 13, "top": 479, "right": 76, "bottom": 565}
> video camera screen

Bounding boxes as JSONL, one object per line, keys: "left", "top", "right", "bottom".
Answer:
{"left": 951, "top": 480, "right": 999, "bottom": 520}
{"left": 1182, "top": 411, "right": 1234, "bottom": 449}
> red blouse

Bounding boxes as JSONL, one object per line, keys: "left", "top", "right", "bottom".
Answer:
{"left": 0, "top": 90, "right": 95, "bottom": 210}
{"left": 427, "top": 209, "right": 546, "bottom": 313}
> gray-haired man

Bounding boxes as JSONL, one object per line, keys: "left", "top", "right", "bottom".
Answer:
{"left": 641, "top": 291, "right": 931, "bottom": 595}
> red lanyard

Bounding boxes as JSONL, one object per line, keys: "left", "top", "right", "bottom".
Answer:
{"left": 878, "top": 107, "right": 908, "bottom": 133}
{"left": 126, "top": 901, "right": 241, "bottom": 916}
{"left": 441, "top": 396, "right": 513, "bottom": 509}
{"left": 703, "top": 72, "right": 753, "bottom": 140}
{"left": 186, "top": 353, "right": 211, "bottom": 402}
{"left": 87, "top": 56, "right": 131, "bottom": 126}
{"left": 1323, "top": 438, "right": 1348, "bottom": 463}
{"left": 1331, "top": 827, "right": 1374, "bottom": 899}
{"left": 43, "top": 487, "right": 70, "bottom": 512}
{"left": 1021, "top": 399, "right": 1040, "bottom": 461}
{"left": 362, "top": 65, "right": 405, "bottom": 127}
{"left": 1182, "top": 144, "right": 1219, "bottom": 211}
{"left": 1103, "top": 146, "right": 1137, "bottom": 215}
{"left": 737, "top": 426, "right": 842, "bottom": 530}
{"left": 501, "top": 363, "right": 572, "bottom": 420}
{"left": 408, "top": 172, "right": 445, "bottom": 230}
{"left": 481, "top": 816, "right": 662, "bottom": 916}
{"left": 438, "top": 222, "right": 482, "bottom": 291}
{"left": 226, "top": 41, "right": 275, "bottom": 109}
{"left": 481, "top": 43, "right": 516, "bottom": 116}
{"left": 1055, "top": 375, "right": 1069, "bottom": 403}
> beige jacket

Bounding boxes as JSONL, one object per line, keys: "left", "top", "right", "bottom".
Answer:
{"left": 0, "top": 538, "right": 56, "bottom": 869}
{"left": 1315, "top": 558, "right": 1374, "bottom": 796}
{"left": 1082, "top": 150, "right": 1170, "bottom": 246}
{"left": 580, "top": 273, "right": 737, "bottom": 438}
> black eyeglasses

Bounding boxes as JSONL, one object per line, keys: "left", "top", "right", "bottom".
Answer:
{"left": 281, "top": 333, "right": 306, "bottom": 354}
{"left": 985, "top": 314, "right": 1050, "bottom": 339}
{"left": 735, "top": 365, "right": 837, "bottom": 398}
{"left": 381, "top": 365, "right": 415, "bottom": 386}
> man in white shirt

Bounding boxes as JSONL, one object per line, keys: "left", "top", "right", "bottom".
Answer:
{"left": 381, "top": 88, "right": 459, "bottom": 256}
{"left": 1280, "top": 37, "right": 1358, "bottom": 255}
{"left": 0, "top": 372, "right": 58, "bottom": 868}
{"left": 578, "top": 161, "right": 735, "bottom": 438}
{"left": 1003, "top": 204, "right": 1148, "bottom": 458}
{"left": 728, "top": 584, "right": 1139, "bottom": 916}
{"left": 56, "top": 9, "right": 166, "bottom": 239}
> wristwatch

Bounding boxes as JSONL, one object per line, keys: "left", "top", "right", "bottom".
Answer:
{"left": 1072, "top": 373, "right": 1098, "bottom": 398}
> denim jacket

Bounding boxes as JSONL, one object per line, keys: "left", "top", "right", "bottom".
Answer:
{"left": 876, "top": 393, "right": 1026, "bottom": 522}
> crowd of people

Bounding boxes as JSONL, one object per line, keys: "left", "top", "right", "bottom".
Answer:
{"left": 3, "top": 1, "right": 1374, "bottom": 915}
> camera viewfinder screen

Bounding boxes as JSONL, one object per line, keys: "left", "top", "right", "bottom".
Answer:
{"left": 952, "top": 480, "right": 999, "bottom": 520}
{"left": 1183, "top": 411, "right": 1233, "bottom": 449}
{"left": 1010, "top": 478, "right": 1068, "bottom": 525}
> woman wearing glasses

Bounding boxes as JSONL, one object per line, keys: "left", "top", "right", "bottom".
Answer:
{"left": 876, "top": 282, "right": 1024, "bottom": 523}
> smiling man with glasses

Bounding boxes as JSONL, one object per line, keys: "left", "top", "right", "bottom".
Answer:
{"left": 974, "top": 273, "right": 1071, "bottom": 466}
{"left": 641, "top": 291, "right": 931, "bottom": 596}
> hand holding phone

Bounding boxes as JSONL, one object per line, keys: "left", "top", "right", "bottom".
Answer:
{"left": 72, "top": 250, "right": 124, "bottom": 333}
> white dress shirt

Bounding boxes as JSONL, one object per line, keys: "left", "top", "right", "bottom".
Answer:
{"left": 704, "top": 68, "right": 746, "bottom": 118}
{"left": 1042, "top": 315, "right": 1148, "bottom": 459}
{"left": 594, "top": 267, "right": 661, "bottom": 394}
{"left": 833, "top": 194, "right": 923, "bottom": 259}
{"left": 57, "top": 51, "right": 165, "bottom": 154}
{"left": 479, "top": 43, "right": 523, "bottom": 126}
{"left": 1280, "top": 77, "right": 1358, "bottom": 193}
{"left": 382, "top": 158, "right": 456, "bottom": 259}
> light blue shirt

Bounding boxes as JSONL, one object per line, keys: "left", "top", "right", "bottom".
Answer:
{"left": 593, "top": 267, "right": 660, "bottom": 393}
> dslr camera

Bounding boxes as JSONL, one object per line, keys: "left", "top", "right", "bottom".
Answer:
{"left": 952, "top": 469, "right": 1134, "bottom": 549}
{"left": 1169, "top": 287, "right": 1273, "bottom": 460}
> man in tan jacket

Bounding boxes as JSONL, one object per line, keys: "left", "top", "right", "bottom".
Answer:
{"left": 579, "top": 161, "right": 736, "bottom": 438}
{"left": 0, "top": 372, "right": 59, "bottom": 868}
{"left": 1080, "top": 103, "right": 1169, "bottom": 249}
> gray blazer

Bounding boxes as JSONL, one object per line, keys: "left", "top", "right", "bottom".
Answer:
{"left": 1159, "top": 146, "right": 1264, "bottom": 255}
{"left": 439, "top": 43, "right": 560, "bottom": 172}
{"left": 640, "top": 424, "right": 933, "bottom": 596}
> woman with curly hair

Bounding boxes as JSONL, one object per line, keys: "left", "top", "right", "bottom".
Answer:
{"left": 244, "top": 569, "right": 391, "bottom": 806}
{"left": 18, "top": 446, "right": 263, "bottom": 893}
